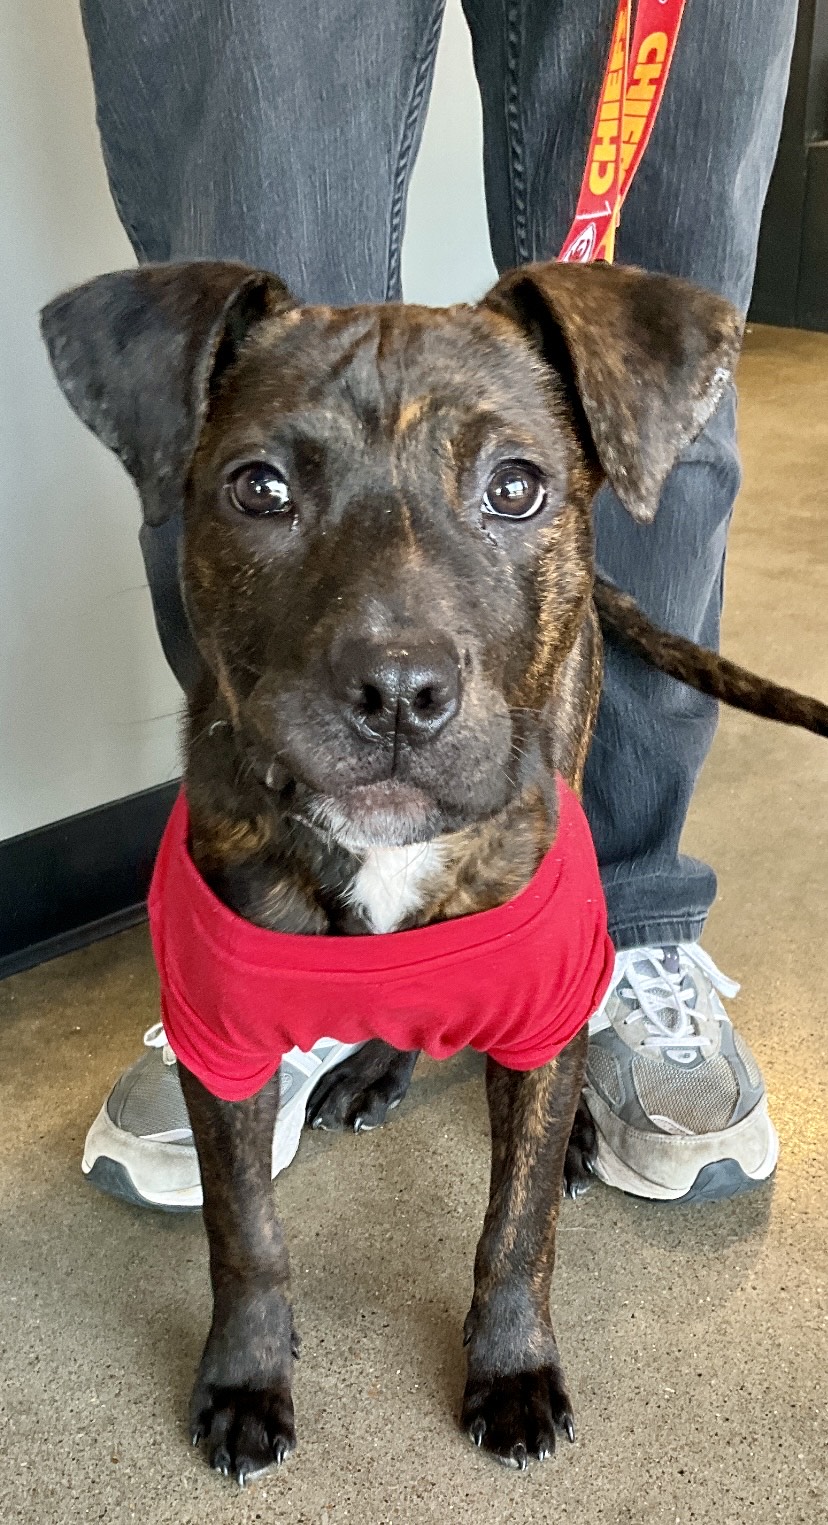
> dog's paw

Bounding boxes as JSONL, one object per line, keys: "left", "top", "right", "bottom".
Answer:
{"left": 563, "top": 1096, "right": 598, "bottom": 1199}
{"left": 461, "top": 1366, "right": 575, "bottom": 1468}
{"left": 190, "top": 1379, "right": 296, "bottom": 1486}
{"left": 306, "top": 1040, "right": 417, "bottom": 1133}
{"left": 190, "top": 1290, "right": 297, "bottom": 1486}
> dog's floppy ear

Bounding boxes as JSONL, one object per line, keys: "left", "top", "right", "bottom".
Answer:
{"left": 40, "top": 261, "right": 295, "bottom": 524}
{"left": 483, "top": 261, "right": 743, "bottom": 523}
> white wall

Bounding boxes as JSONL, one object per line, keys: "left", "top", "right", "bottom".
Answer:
{"left": 0, "top": 0, "right": 497, "bottom": 841}
{"left": 403, "top": 2, "right": 497, "bottom": 308}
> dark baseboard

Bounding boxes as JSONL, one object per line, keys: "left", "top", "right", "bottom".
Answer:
{"left": 0, "top": 781, "right": 179, "bottom": 981}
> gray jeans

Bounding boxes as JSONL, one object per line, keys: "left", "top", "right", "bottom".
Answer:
{"left": 80, "top": 0, "right": 796, "bottom": 948}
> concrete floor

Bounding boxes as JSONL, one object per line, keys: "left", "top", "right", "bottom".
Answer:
{"left": 2, "top": 325, "right": 827, "bottom": 1525}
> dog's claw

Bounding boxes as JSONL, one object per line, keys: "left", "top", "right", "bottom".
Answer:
{"left": 353, "top": 1115, "right": 379, "bottom": 1133}
{"left": 565, "top": 1414, "right": 576, "bottom": 1444}
{"left": 469, "top": 1418, "right": 486, "bottom": 1448}
{"left": 563, "top": 1099, "right": 598, "bottom": 1198}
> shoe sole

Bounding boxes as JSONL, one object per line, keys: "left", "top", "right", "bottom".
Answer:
{"left": 590, "top": 1113, "right": 780, "bottom": 1204}
{"left": 84, "top": 1155, "right": 201, "bottom": 1213}
{"left": 82, "top": 1041, "right": 364, "bottom": 1213}
{"left": 82, "top": 1102, "right": 203, "bottom": 1212}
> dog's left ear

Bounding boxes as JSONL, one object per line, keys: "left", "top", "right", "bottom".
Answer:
{"left": 40, "top": 261, "right": 296, "bottom": 524}
{"left": 483, "top": 261, "right": 743, "bottom": 522}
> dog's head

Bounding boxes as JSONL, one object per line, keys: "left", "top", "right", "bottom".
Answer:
{"left": 42, "top": 261, "right": 740, "bottom": 849}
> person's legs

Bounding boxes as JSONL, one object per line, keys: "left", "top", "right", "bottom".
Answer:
{"left": 81, "top": 0, "right": 447, "bottom": 690}
{"left": 79, "top": 0, "right": 447, "bottom": 1206}
{"left": 81, "top": 0, "right": 447, "bottom": 297}
{"left": 465, "top": 0, "right": 796, "bottom": 1199}
{"left": 464, "top": 0, "right": 795, "bottom": 939}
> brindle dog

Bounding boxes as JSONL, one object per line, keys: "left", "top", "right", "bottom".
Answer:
{"left": 41, "top": 260, "right": 828, "bottom": 1482}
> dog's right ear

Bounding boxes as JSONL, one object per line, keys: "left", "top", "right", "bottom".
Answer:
{"left": 40, "top": 261, "right": 295, "bottom": 524}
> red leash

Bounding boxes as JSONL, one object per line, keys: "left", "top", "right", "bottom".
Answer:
{"left": 559, "top": 0, "right": 687, "bottom": 264}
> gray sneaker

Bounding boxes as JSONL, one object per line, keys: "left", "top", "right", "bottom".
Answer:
{"left": 585, "top": 944, "right": 779, "bottom": 1203}
{"left": 82, "top": 1024, "right": 363, "bottom": 1211}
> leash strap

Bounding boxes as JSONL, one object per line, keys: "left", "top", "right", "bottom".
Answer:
{"left": 559, "top": 0, "right": 687, "bottom": 264}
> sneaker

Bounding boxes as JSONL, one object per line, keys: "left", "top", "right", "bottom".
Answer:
{"left": 584, "top": 944, "right": 779, "bottom": 1203}
{"left": 82, "top": 1024, "right": 364, "bottom": 1211}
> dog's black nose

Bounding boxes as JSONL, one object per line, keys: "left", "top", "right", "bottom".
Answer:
{"left": 331, "top": 636, "right": 461, "bottom": 744}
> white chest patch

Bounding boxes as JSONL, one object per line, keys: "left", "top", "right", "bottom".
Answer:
{"left": 347, "top": 842, "right": 445, "bottom": 934}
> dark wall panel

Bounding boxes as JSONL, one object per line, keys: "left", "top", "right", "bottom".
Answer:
{"left": 752, "top": 0, "right": 828, "bottom": 331}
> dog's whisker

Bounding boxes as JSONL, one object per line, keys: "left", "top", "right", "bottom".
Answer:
{"left": 119, "top": 708, "right": 184, "bottom": 727}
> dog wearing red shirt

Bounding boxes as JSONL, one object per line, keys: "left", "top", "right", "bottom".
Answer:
{"left": 42, "top": 261, "right": 827, "bottom": 1482}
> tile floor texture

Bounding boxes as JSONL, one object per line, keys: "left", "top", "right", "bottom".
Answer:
{"left": 1, "top": 325, "right": 827, "bottom": 1525}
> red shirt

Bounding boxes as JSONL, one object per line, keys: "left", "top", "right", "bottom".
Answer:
{"left": 149, "top": 779, "right": 614, "bottom": 1102}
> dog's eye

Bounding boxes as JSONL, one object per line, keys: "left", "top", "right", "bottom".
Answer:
{"left": 227, "top": 462, "right": 293, "bottom": 516}
{"left": 482, "top": 462, "right": 546, "bottom": 520}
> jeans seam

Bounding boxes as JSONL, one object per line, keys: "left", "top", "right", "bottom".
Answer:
{"left": 608, "top": 913, "right": 709, "bottom": 933}
{"left": 385, "top": 0, "right": 445, "bottom": 301}
{"left": 504, "top": 0, "right": 530, "bottom": 265}
{"left": 607, "top": 923, "right": 708, "bottom": 954}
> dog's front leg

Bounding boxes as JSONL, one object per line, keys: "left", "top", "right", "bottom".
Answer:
{"left": 178, "top": 1064, "right": 297, "bottom": 1485}
{"left": 461, "top": 1028, "right": 586, "bottom": 1468}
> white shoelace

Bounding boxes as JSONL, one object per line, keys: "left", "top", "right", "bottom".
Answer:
{"left": 596, "top": 943, "right": 740, "bottom": 1052}
{"left": 143, "top": 1020, "right": 177, "bottom": 1067}
{"left": 142, "top": 1022, "right": 348, "bottom": 1077}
